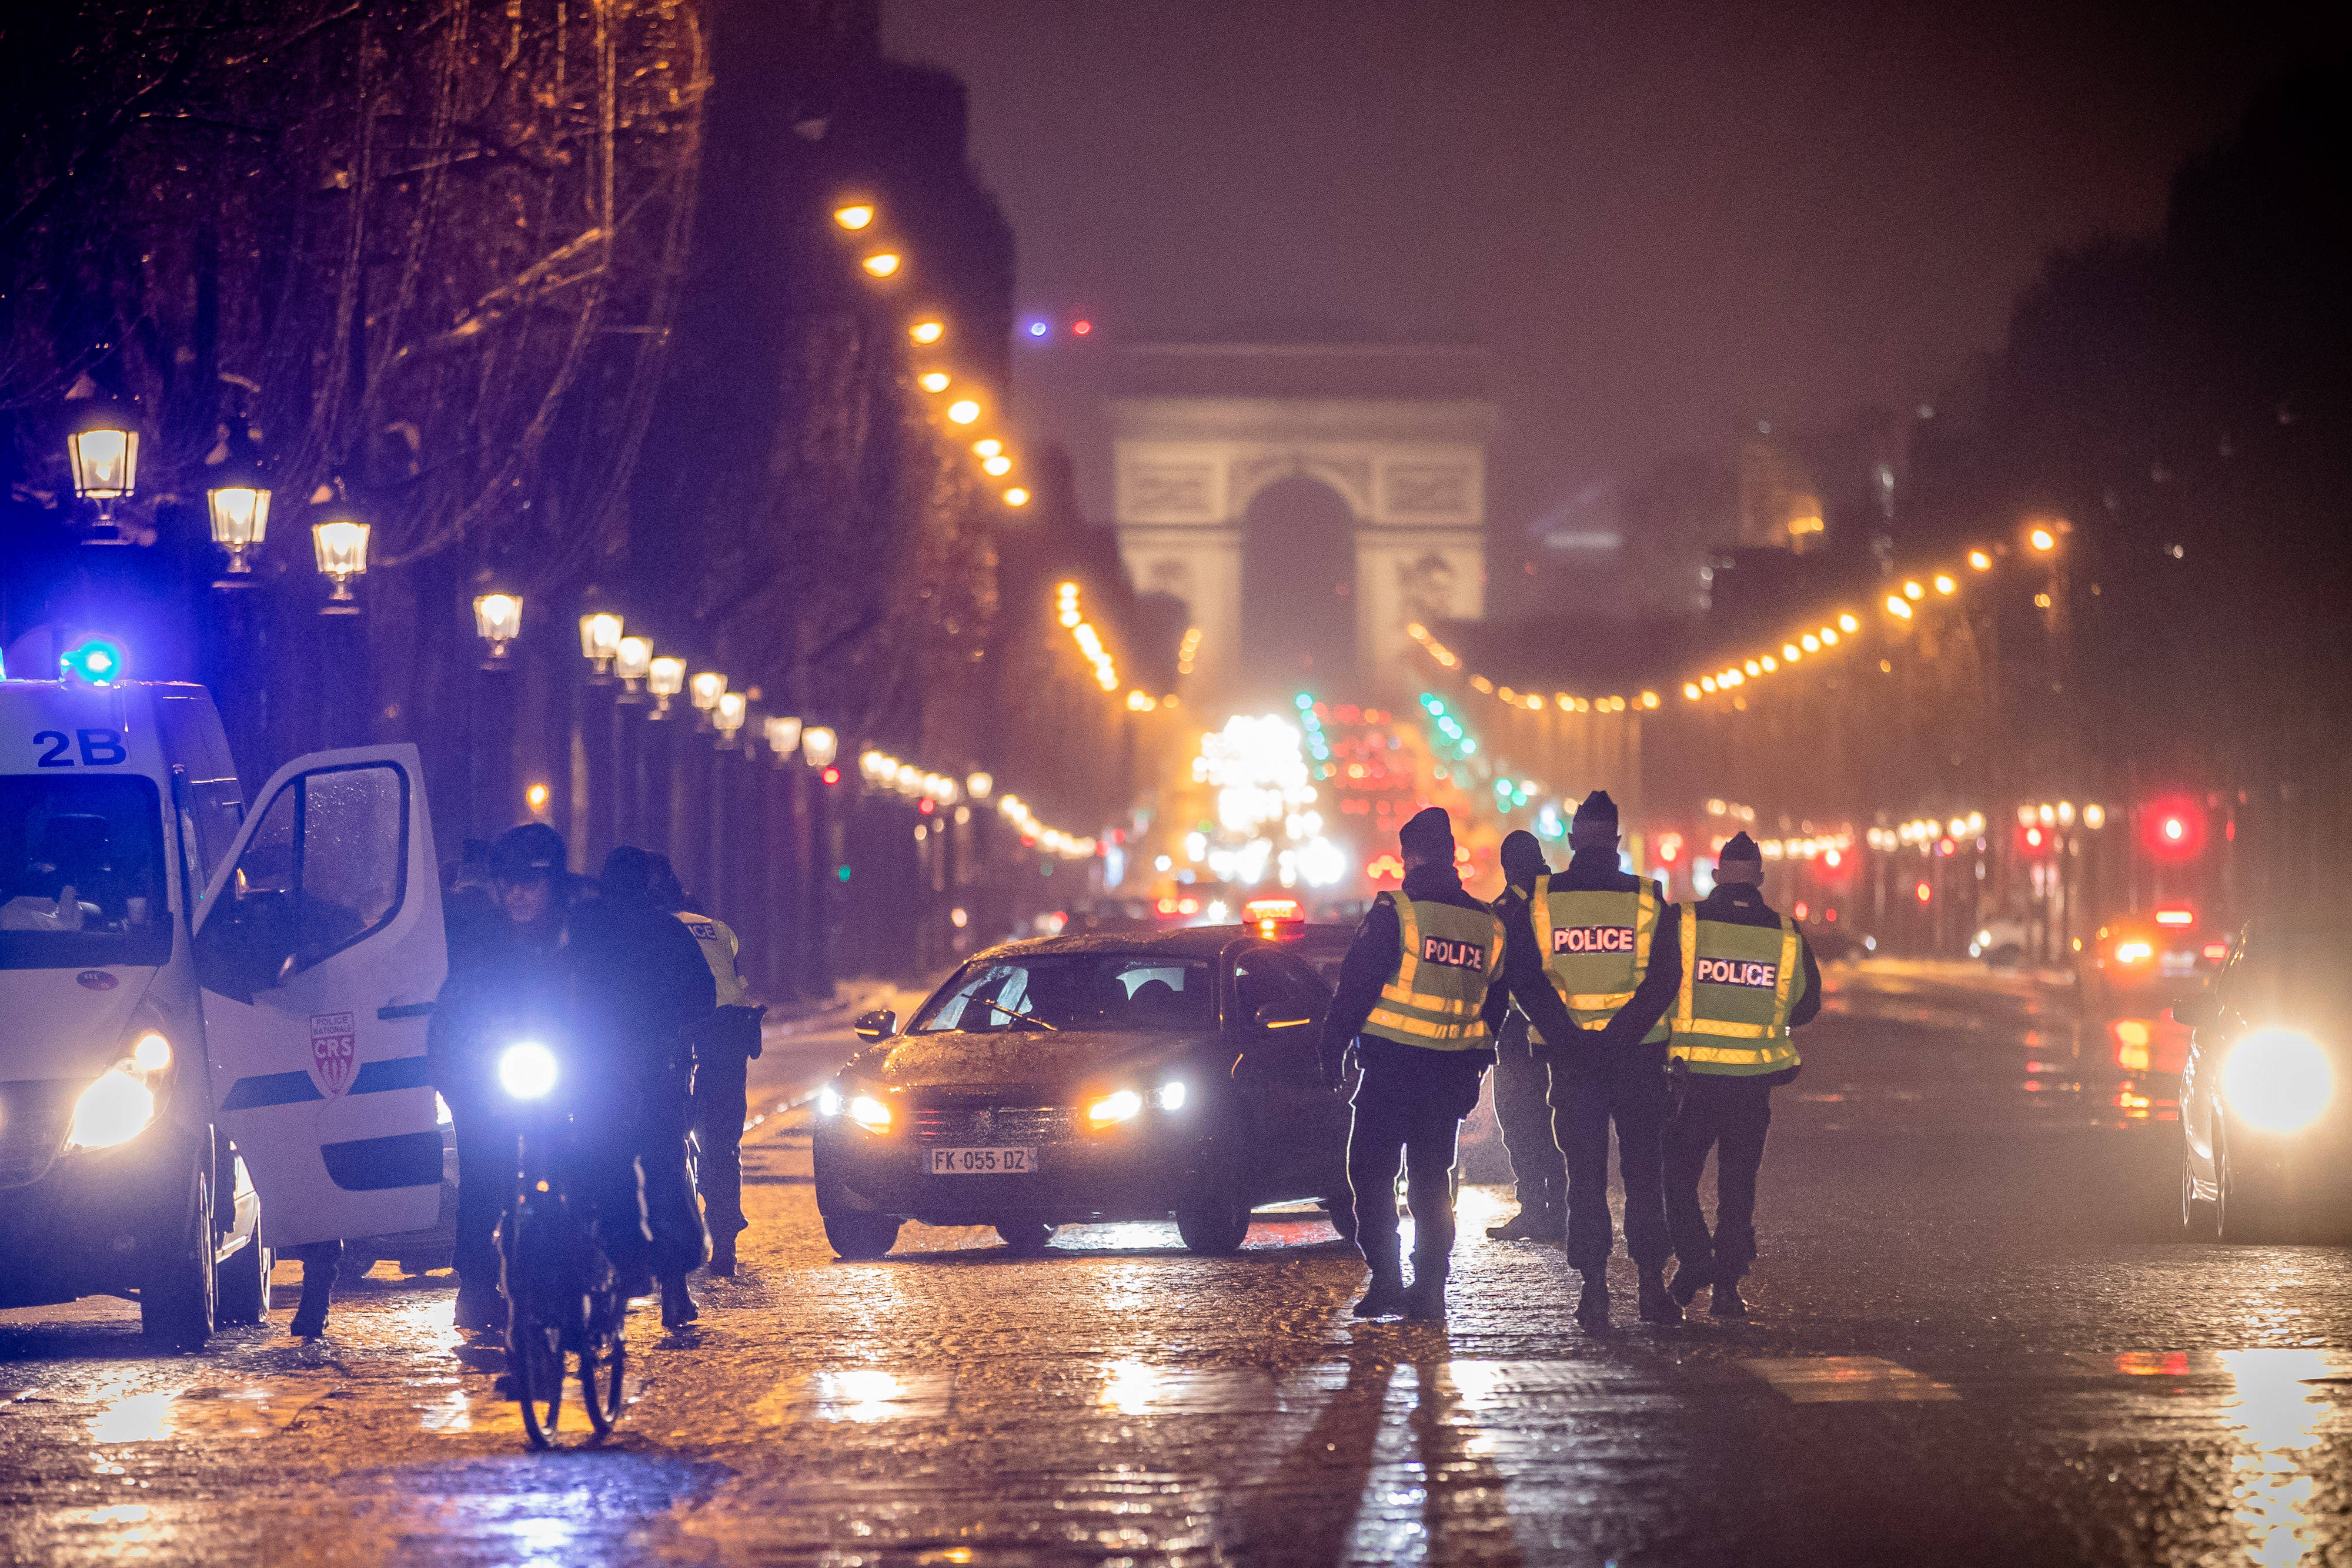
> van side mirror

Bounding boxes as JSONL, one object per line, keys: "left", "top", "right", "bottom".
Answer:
{"left": 1253, "top": 1003, "right": 1313, "bottom": 1033}
{"left": 853, "top": 1008, "right": 897, "bottom": 1042}
{"left": 2171, "top": 992, "right": 2215, "bottom": 1029}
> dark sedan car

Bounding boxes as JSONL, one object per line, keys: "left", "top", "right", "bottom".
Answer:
{"left": 2179, "top": 915, "right": 2352, "bottom": 1242}
{"left": 813, "top": 927, "right": 1355, "bottom": 1259}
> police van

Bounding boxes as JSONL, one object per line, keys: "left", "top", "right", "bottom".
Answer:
{"left": 1, "top": 627, "right": 447, "bottom": 1348}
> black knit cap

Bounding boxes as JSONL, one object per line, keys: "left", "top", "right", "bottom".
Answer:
{"left": 1719, "top": 830, "right": 1762, "bottom": 865}
{"left": 1399, "top": 805, "right": 1454, "bottom": 861}
{"left": 1573, "top": 790, "right": 1619, "bottom": 829}
{"left": 1500, "top": 829, "right": 1547, "bottom": 884}
{"left": 490, "top": 822, "right": 565, "bottom": 881}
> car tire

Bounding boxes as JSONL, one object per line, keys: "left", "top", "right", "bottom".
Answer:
{"left": 2215, "top": 1123, "right": 2281, "bottom": 1243}
{"left": 216, "top": 1215, "right": 273, "bottom": 1326}
{"left": 1176, "top": 1175, "right": 1252, "bottom": 1255}
{"left": 995, "top": 1222, "right": 1056, "bottom": 1255}
{"left": 2179, "top": 1143, "right": 2219, "bottom": 1240}
{"left": 141, "top": 1155, "right": 219, "bottom": 1350}
{"left": 823, "top": 1212, "right": 903, "bottom": 1261}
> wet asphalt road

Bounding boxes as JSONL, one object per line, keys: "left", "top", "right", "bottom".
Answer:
{"left": 6, "top": 961, "right": 2352, "bottom": 1566}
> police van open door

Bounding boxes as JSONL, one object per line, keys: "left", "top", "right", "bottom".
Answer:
{"left": 193, "top": 744, "right": 447, "bottom": 1247}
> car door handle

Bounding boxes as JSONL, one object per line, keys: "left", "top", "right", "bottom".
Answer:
{"left": 379, "top": 1002, "right": 436, "bottom": 1021}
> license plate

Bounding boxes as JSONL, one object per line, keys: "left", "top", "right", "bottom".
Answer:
{"left": 928, "top": 1146, "right": 1035, "bottom": 1175}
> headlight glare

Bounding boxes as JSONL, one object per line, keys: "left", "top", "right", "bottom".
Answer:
{"left": 1088, "top": 1089, "right": 1143, "bottom": 1125}
{"left": 130, "top": 1031, "right": 172, "bottom": 1073}
{"left": 848, "top": 1094, "right": 892, "bottom": 1129}
{"left": 435, "top": 1092, "right": 454, "bottom": 1126}
{"left": 817, "top": 1085, "right": 843, "bottom": 1117}
{"left": 2223, "top": 1028, "right": 2333, "bottom": 1135}
{"left": 1156, "top": 1081, "right": 1188, "bottom": 1111}
{"left": 497, "top": 1041, "right": 560, "bottom": 1100}
{"left": 68, "top": 1069, "right": 157, "bottom": 1151}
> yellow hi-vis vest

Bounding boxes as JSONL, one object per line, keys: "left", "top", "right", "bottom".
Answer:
{"left": 1362, "top": 892, "right": 1506, "bottom": 1051}
{"left": 1668, "top": 905, "right": 1803, "bottom": 1076}
{"left": 1527, "top": 876, "right": 1668, "bottom": 1045}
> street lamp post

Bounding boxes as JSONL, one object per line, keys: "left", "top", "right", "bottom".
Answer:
{"left": 473, "top": 593, "right": 524, "bottom": 667}
{"left": 204, "top": 429, "right": 270, "bottom": 584}
{"left": 66, "top": 402, "right": 140, "bottom": 542}
{"left": 311, "top": 518, "right": 370, "bottom": 612}
{"left": 470, "top": 591, "right": 524, "bottom": 841}
{"left": 802, "top": 726, "right": 838, "bottom": 997}
{"left": 764, "top": 714, "right": 805, "bottom": 999}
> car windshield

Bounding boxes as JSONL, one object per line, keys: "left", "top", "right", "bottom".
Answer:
{"left": 911, "top": 954, "right": 1215, "bottom": 1034}
{"left": 0, "top": 775, "right": 172, "bottom": 969}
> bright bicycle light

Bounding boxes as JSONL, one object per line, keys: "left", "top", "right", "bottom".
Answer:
{"left": 2223, "top": 1029, "right": 2333, "bottom": 1135}
{"left": 130, "top": 1031, "right": 172, "bottom": 1072}
{"left": 1155, "top": 1081, "right": 1188, "bottom": 1112}
{"left": 68, "top": 1069, "right": 157, "bottom": 1151}
{"left": 848, "top": 1094, "right": 892, "bottom": 1130}
{"left": 497, "top": 1041, "right": 559, "bottom": 1100}
{"left": 1088, "top": 1089, "right": 1143, "bottom": 1125}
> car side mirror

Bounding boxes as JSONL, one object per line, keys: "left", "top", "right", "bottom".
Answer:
{"left": 853, "top": 1008, "right": 897, "bottom": 1042}
{"left": 2171, "top": 992, "right": 2215, "bottom": 1028}
{"left": 1254, "top": 1004, "right": 1312, "bottom": 1033}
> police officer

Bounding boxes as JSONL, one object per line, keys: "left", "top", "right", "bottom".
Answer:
{"left": 1663, "top": 830, "right": 1820, "bottom": 1316}
{"left": 1484, "top": 832, "right": 1566, "bottom": 1242}
{"left": 427, "top": 823, "right": 574, "bottom": 1332}
{"left": 1499, "top": 792, "right": 1683, "bottom": 1330}
{"left": 649, "top": 854, "right": 766, "bottom": 1277}
{"left": 1319, "top": 807, "right": 1509, "bottom": 1320}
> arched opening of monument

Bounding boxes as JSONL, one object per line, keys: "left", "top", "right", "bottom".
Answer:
{"left": 1240, "top": 474, "right": 1357, "bottom": 699}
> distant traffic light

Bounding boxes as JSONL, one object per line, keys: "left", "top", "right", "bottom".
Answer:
{"left": 2140, "top": 795, "right": 2207, "bottom": 862}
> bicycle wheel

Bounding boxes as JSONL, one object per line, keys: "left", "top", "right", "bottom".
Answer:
{"left": 581, "top": 1298, "right": 627, "bottom": 1440}
{"left": 513, "top": 1309, "right": 566, "bottom": 1449}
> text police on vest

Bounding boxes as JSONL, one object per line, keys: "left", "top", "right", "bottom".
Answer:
{"left": 1695, "top": 957, "right": 1779, "bottom": 988}
{"left": 1553, "top": 925, "right": 1636, "bottom": 954}
{"left": 1421, "top": 937, "right": 1489, "bottom": 969}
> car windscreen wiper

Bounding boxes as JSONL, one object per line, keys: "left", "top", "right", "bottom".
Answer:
{"left": 983, "top": 997, "right": 1059, "bottom": 1031}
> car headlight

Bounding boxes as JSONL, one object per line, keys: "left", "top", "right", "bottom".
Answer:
{"left": 497, "top": 1041, "right": 560, "bottom": 1100}
{"left": 817, "top": 1085, "right": 843, "bottom": 1117}
{"left": 2115, "top": 941, "right": 2153, "bottom": 964}
{"left": 130, "top": 1031, "right": 172, "bottom": 1072}
{"left": 67, "top": 1068, "right": 158, "bottom": 1151}
{"left": 1088, "top": 1089, "right": 1143, "bottom": 1125}
{"left": 848, "top": 1094, "right": 892, "bottom": 1130}
{"left": 1155, "top": 1081, "right": 1188, "bottom": 1112}
{"left": 2222, "top": 1029, "right": 2333, "bottom": 1135}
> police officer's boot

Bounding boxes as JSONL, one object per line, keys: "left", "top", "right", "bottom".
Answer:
{"left": 707, "top": 1234, "right": 737, "bottom": 1279}
{"left": 1402, "top": 1268, "right": 1448, "bottom": 1322}
{"left": 1573, "top": 1272, "right": 1611, "bottom": 1332}
{"left": 1486, "top": 1205, "right": 1552, "bottom": 1242}
{"left": 289, "top": 1269, "right": 333, "bottom": 1339}
{"left": 1669, "top": 1259, "right": 1710, "bottom": 1309}
{"left": 1353, "top": 1274, "right": 1409, "bottom": 1319}
{"left": 1709, "top": 1280, "right": 1749, "bottom": 1318}
{"left": 1638, "top": 1265, "right": 1682, "bottom": 1325}
{"left": 660, "top": 1271, "right": 699, "bottom": 1329}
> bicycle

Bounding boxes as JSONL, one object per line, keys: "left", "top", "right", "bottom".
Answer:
{"left": 494, "top": 1040, "right": 630, "bottom": 1448}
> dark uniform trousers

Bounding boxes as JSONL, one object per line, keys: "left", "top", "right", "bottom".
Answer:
{"left": 1347, "top": 1038, "right": 1489, "bottom": 1286}
{"left": 690, "top": 1008, "right": 762, "bottom": 1242}
{"left": 1663, "top": 1072, "right": 1775, "bottom": 1281}
{"left": 1551, "top": 1045, "right": 1671, "bottom": 1272}
{"left": 447, "top": 1093, "right": 518, "bottom": 1295}
{"left": 1490, "top": 1017, "right": 1565, "bottom": 1215}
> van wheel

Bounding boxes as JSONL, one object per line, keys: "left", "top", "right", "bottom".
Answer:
{"left": 142, "top": 1158, "right": 218, "bottom": 1350}
{"left": 823, "top": 1213, "right": 903, "bottom": 1261}
{"left": 216, "top": 1215, "right": 273, "bottom": 1325}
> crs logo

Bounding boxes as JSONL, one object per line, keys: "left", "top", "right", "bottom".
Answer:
{"left": 1420, "top": 937, "right": 1489, "bottom": 971}
{"left": 1695, "top": 957, "right": 1779, "bottom": 989}
{"left": 1553, "top": 925, "right": 1635, "bottom": 955}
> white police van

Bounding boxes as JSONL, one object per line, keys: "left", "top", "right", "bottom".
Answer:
{"left": 1, "top": 626, "right": 447, "bottom": 1348}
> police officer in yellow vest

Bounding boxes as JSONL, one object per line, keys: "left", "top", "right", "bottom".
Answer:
{"left": 1663, "top": 830, "right": 1820, "bottom": 1317}
{"left": 1319, "top": 807, "right": 1510, "bottom": 1320}
{"left": 1497, "top": 792, "right": 1684, "bottom": 1330}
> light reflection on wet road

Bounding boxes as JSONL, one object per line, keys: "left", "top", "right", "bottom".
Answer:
{"left": 6, "top": 961, "right": 2352, "bottom": 1564}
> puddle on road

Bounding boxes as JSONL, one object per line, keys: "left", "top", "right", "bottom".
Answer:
{"left": 1743, "top": 1356, "right": 1960, "bottom": 1403}
{"left": 754, "top": 1368, "right": 954, "bottom": 1425}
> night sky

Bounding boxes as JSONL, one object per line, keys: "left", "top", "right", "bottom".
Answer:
{"left": 882, "top": 1, "right": 2339, "bottom": 546}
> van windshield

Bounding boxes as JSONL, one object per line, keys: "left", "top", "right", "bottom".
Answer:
{"left": 0, "top": 775, "right": 171, "bottom": 969}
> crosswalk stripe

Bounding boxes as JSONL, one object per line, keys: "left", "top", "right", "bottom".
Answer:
{"left": 1743, "top": 1356, "right": 1959, "bottom": 1403}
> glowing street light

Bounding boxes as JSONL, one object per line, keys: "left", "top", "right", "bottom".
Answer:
{"left": 947, "top": 399, "right": 981, "bottom": 425}
{"left": 973, "top": 438, "right": 1002, "bottom": 457}
{"left": 909, "top": 319, "right": 944, "bottom": 345}
{"left": 2029, "top": 525, "right": 2057, "bottom": 551}
{"left": 917, "top": 371, "right": 951, "bottom": 393}
{"left": 1969, "top": 550, "right": 1993, "bottom": 570}
{"left": 1885, "top": 594, "right": 1914, "bottom": 619}
{"left": 861, "top": 251, "right": 901, "bottom": 278}
{"left": 614, "top": 636, "right": 653, "bottom": 700}
{"left": 578, "top": 612, "right": 623, "bottom": 678}
{"left": 205, "top": 428, "right": 269, "bottom": 580}
{"left": 714, "top": 691, "right": 747, "bottom": 747}
{"left": 66, "top": 403, "right": 140, "bottom": 532}
{"left": 983, "top": 454, "right": 1012, "bottom": 476}
{"left": 1003, "top": 486, "right": 1031, "bottom": 507}
{"left": 965, "top": 770, "right": 993, "bottom": 801}
{"left": 1903, "top": 580, "right": 1925, "bottom": 600}
{"left": 312, "top": 518, "right": 369, "bottom": 612}
{"left": 688, "top": 670, "right": 727, "bottom": 720}
{"left": 764, "top": 714, "right": 803, "bottom": 761}
{"left": 474, "top": 593, "right": 524, "bottom": 664}
{"left": 1933, "top": 574, "right": 1956, "bottom": 594}
{"left": 801, "top": 726, "right": 838, "bottom": 769}
{"left": 647, "top": 656, "right": 686, "bottom": 716}
{"left": 832, "top": 202, "right": 876, "bottom": 230}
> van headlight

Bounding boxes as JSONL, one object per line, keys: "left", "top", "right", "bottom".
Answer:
{"left": 66, "top": 1031, "right": 174, "bottom": 1151}
{"left": 497, "top": 1041, "right": 560, "bottom": 1100}
{"left": 2223, "top": 1029, "right": 2333, "bottom": 1135}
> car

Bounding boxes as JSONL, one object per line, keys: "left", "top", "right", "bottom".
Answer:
{"left": 811, "top": 924, "right": 1355, "bottom": 1259}
{"left": 2178, "top": 914, "right": 2351, "bottom": 1242}
{"left": 2089, "top": 904, "right": 2229, "bottom": 1011}
{"left": 1, "top": 628, "right": 449, "bottom": 1346}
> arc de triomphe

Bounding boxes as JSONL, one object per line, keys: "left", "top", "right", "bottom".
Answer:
{"left": 1109, "top": 344, "right": 1495, "bottom": 713}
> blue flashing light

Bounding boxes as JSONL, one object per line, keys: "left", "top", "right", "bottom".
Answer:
{"left": 1025, "top": 319, "right": 1050, "bottom": 337}
{"left": 1295, "top": 693, "right": 1313, "bottom": 710}
{"left": 62, "top": 638, "right": 124, "bottom": 684}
